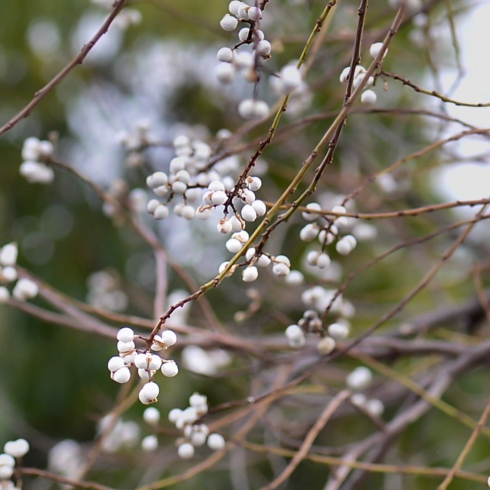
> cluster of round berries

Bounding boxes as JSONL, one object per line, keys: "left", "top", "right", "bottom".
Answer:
{"left": 217, "top": 2, "right": 271, "bottom": 119}
{"left": 346, "top": 366, "right": 384, "bottom": 418}
{"left": 217, "top": 2, "right": 305, "bottom": 120}
{"left": 146, "top": 134, "right": 243, "bottom": 223}
{"left": 285, "top": 283, "right": 356, "bottom": 352}
{"left": 285, "top": 309, "right": 340, "bottom": 355}
{"left": 300, "top": 203, "right": 360, "bottom": 268}
{"left": 339, "top": 42, "right": 389, "bottom": 106}
{"left": 165, "top": 393, "right": 226, "bottom": 459}
{"left": 0, "top": 243, "right": 39, "bottom": 303}
{"left": 220, "top": 249, "right": 302, "bottom": 284}
{"left": 20, "top": 137, "right": 54, "bottom": 184}
{"left": 107, "top": 327, "right": 178, "bottom": 405}
{"left": 0, "top": 439, "right": 29, "bottom": 487}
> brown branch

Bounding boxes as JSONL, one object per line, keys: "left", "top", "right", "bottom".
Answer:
{"left": 20, "top": 467, "right": 113, "bottom": 490}
{"left": 261, "top": 390, "right": 351, "bottom": 489}
{"left": 0, "top": 0, "right": 128, "bottom": 137}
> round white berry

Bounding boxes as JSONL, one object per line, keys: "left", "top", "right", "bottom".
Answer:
{"left": 242, "top": 266, "right": 258, "bottom": 282}
{"left": 161, "top": 361, "right": 179, "bottom": 377}
{"left": 147, "top": 199, "right": 160, "bottom": 214}
{"left": 229, "top": 215, "right": 244, "bottom": 231}
{"left": 181, "top": 205, "right": 195, "bottom": 220}
{"left": 220, "top": 14, "right": 238, "bottom": 31}
{"left": 300, "top": 224, "right": 319, "bottom": 242}
{"left": 369, "top": 42, "right": 387, "bottom": 59}
{"left": 138, "top": 368, "right": 153, "bottom": 381}
{"left": 228, "top": 0, "right": 242, "bottom": 15}
{"left": 189, "top": 393, "right": 207, "bottom": 408}
{"left": 241, "top": 204, "right": 257, "bottom": 222}
{"left": 4, "top": 439, "right": 29, "bottom": 458}
{"left": 154, "top": 204, "right": 169, "bottom": 220}
{"left": 215, "top": 63, "right": 236, "bottom": 84}
{"left": 217, "top": 47, "right": 234, "bottom": 63}
{"left": 238, "top": 27, "right": 250, "bottom": 42}
{"left": 280, "top": 65, "right": 302, "bottom": 94}
{"left": 252, "top": 199, "right": 266, "bottom": 216}
{"left": 108, "top": 356, "right": 125, "bottom": 372}
{"left": 147, "top": 172, "right": 168, "bottom": 188}
{"left": 172, "top": 181, "right": 187, "bottom": 194}
{"left": 285, "top": 324, "right": 304, "bottom": 342}
{"left": 336, "top": 237, "right": 353, "bottom": 255}
{"left": 112, "top": 367, "right": 131, "bottom": 384}
{"left": 302, "top": 202, "right": 321, "bottom": 221}
{"left": 226, "top": 238, "right": 242, "bottom": 253}
{"left": 2, "top": 267, "right": 17, "bottom": 283}
{"left": 117, "top": 341, "right": 135, "bottom": 353}
{"left": 160, "top": 330, "right": 177, "bottom": 347}
{"left": 0, "top": 243, "right": 18, "bottom": 267}
{"left": 366, "top": 398, "right": 384, "bottom": 417}
{"left": 217, "top": 218, "right": 231, "bottom": 235}
{"left": 178, "top": 442, "right": 195, "bottom": 459}
{"left": 0, "top": 465, "right": 13, "bottom": 480}
{"left": 285, "top": 270, "right": 304, "bottom": 285}
{"left": 141, "top": 435, "right": 158, "bottom": 452}
{"left": 139, "top": 382, "right": 160, "bottom": 404}
{"left": 207, "top": 433, "right": 226, "bottom": 451}
{"left": 346, "top": 366, "right": 372, "bottom": 391}
{"left": 328, "top": 323, "right": 349, "bottom": 339}
{"left": 317, "top": 336, "right": 336, "bottom": 355}
{"left": 235, "top": 52, "right": 253, "bottom": 69}
{"left": 256, "top": 39, "right": 271, "bottom": 56}
{"left": 168, "top": 408, "right": 182, "bottom": 423}
{"left": 247, "top": 6, "right": 261, "bottom": 21}
{"left": 272, "top": 263, "right": 290, "bottom": 277}
{"left": 211, "top": 190, "right": 228, "bottom": 206}
{"left": 117, "top": 327, "right": 134, "bottom": 343}
{"left": 0, "top": 454, "right": 15, "bottom": 467}
{"left": 361, "top": 90, "right": 377, "bottom": 105}
{"left": 143, "top": 407, "right": 161, "bottom": 425}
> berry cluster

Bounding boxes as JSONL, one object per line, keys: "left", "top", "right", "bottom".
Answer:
{"left": 20, "top": 137, "right": 54, "bottom": 184}
{"left": 166, "top": 393, "right": 226, "bottom": 459}
{"left": 0, "top": 243, "right": 38, "bottom": 303}
{"left": 0, "top": 439, "right": 29, "bottom": 488}
{"left": 216, "top": 1, "right": 304, "bottom": 120}
{"left": 347, "top": 366, "right": 384, "bottom": 418}
{"left": 107, "top": 327, "right": 178, "bottom": 404}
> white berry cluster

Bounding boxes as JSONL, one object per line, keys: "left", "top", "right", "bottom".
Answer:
{"left": 285, "top": 309, "right": 341, "bottom": 355}
{"left": 166, "top": 393, "right": 226, "bottom": 459}
{"left": 216, "top": 3, "right": 306, "bottom": 120}
{"left": 108, "top": 327, "right": 179, "bottom": 405}
{"left": 347, "top": 366, "right": 384, "bottom": 418}
{"left": 19, "top": 137, "right": 54, "bottom": 184}
{"left": 0, "top": 243, "right": 39, "bottom": 304}
{"left": 300, "top": 202, "right": 361, "bottom": 266}
{"left": 221, "top": 249, "right": 303, "bottom": 285}
{"left": 145, "top": 134, "right": 270, "bottom": 242}
{"left": 339, "top": 43, "right": 389, "bottom": 106}
{"left": 146, "top": 134, "right": 240, "bottom": 223}
{"left": 285, "top": 283, "right": 355, "bottom": 352}
{"left": 0, "top": 439, "right": 29, "bottom": 486}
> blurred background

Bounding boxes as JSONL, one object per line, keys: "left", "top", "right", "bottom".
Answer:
{"left": 0, "top": 0, "right": 489, "bottom": 488}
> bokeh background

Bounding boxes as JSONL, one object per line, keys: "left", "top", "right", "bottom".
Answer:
{"left": 0, "top": 0, "right": 489, "bottom": 488}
